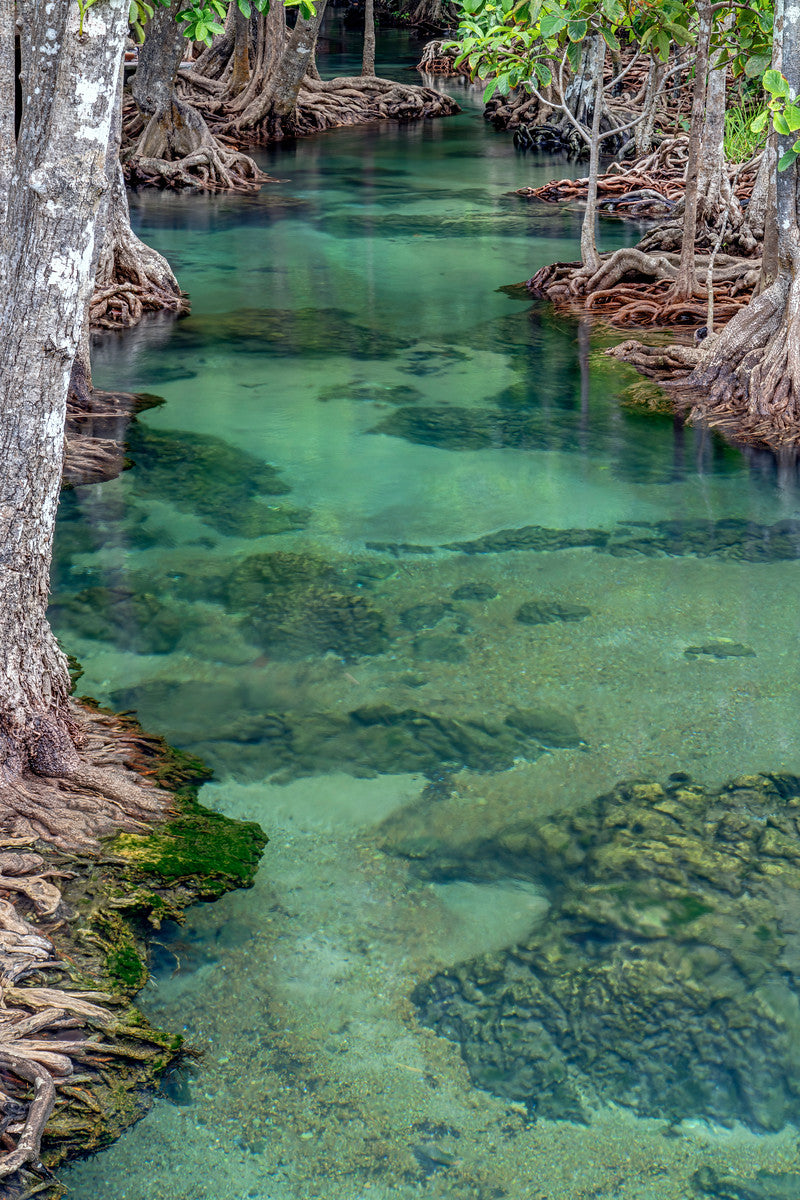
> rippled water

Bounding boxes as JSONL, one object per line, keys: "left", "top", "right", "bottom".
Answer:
{"left": 57, "top": 21, "right": 800, "bottom": 1200}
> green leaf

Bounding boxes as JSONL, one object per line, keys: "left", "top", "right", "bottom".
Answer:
{"left": 237, "top": 0, "right": 252, "bottom": 12}
{"left": 750, "top": 109, "right": 768, "bottom": 133}
{"left": 744, "top": 54, "right": 771, "bottom": 79}
{"left": 538, "top": 10, "right": 566, "bottom": 38}
{"left": 567, "top": 17, "right": 587, "bottom": 40}
{"left": 777, "top": 147, "right": 799, "bottom": 171}
{"left": 785, "top": 102, "right": 800, "bottom": 132}
{"left": 602, "top": 26, "right": 620, "bottom": 52}
{"left": 774, "top": 111, "right": 790, "bottom": 135}
{"left": 764, "top": 69, "right": 790, "bottom": 97}
{"left": 483, "top": 77, "right": 497, "bottom": 102}
{"left": 533, "top": 60, "right": 552, "bottom": 87}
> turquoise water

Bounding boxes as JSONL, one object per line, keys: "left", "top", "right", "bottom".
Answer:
{"left": 56, "top": 23, "right": 800, "bottom": 1200}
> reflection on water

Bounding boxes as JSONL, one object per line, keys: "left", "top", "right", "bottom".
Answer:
{"left": 58, "top": 21, "right": 800, "bottom": 1200}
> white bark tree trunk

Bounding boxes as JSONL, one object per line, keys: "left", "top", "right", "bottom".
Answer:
{"left": 363, "top": 0, "right": 376, "bottom": 77}
{"left": 0, "top": 0, "right": 14, "bottom": 218}
{"left": 0, "top": 0, "right": 129, "bottom": 778}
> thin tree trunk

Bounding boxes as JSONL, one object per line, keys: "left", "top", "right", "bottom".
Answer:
{"left": 580, "top": 39, "right": 605, "bottom": 274}
{"left": 270, "top": 0, "right": 330, "bottom": 118}
{"left": 362, "top": 0, "right": 376, "bottom": 77}
{"left": 695, "top": 34, "right": 728, "bottom": 225}
{"left": 0, "top": 0, "right": 129, "bottom": 776}
{"left": 634, "top": 57, "right": 664, "bottom": 157}
{"left": 230, "top": 2, "right": 251, "bottom": 96}
{"left": 672, "top": 0, "right": 712, "bottom": 298}
{"left": 132, "top": 0, "right": 184, "bottom": 118}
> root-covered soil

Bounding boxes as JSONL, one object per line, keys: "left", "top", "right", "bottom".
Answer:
{"left": 0, "top": 701, "right": 266, "bottom": 1197}
{"left": 528, "top": 247, "right": 759, "bottom": 331}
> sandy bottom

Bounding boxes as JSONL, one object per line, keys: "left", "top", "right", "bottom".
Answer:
{"left": 64, "top": 548, "right": 800, "bottom": 1199}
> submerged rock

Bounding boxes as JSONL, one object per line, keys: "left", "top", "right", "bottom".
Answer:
{"left": 174, "top": 701, "right": 582, "bottom": 782}
{"left": 693, "top": 1166, "right": 800, "bottom": 1199}
{"left": 126, "top": 425, "right": 303, "bottom": 537}
{"left": 412, "top": 773, "right": 800, "bottom": 1132}
{"left": 244, "top": 587, "right": 390, "bottom": 661}
{"left": 400, "top": 601, "right": 453, "bottom": 631}
{"left": 451, "top": 583, "right": 499, "bottom": 602}
{"left": 515, "top": 600, "right": 591, "bottom": 625}
{"left": 684, "top": 639, "right": 756, "bottom": 660}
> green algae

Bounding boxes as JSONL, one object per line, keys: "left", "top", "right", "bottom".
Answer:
{"left": 693, "top": 1167, "right": 800, "bottom": 1199}
{"left": 515, "top": 600, "right": 591, "bottom": 625}
{"left": 410, "top": 772, "right": 800, "bottom": 1132}
{"left": 181, "top": 701, "right": 581, "bottom": 782}
{"left": 684, "top": 639, "right": 757, "bottom": 660}
{"left": 125, "top": 425, "right": 306, "bottom": 537}
{"left": 439, "top": 517, "right": 800, "bottom": 563}
{"left": 108, "top": 796, "right": 266, "bottom": 892}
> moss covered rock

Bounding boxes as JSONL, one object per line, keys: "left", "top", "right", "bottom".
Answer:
{"left": 125, "top": 425, "right": 306, "bottom": 537}
{"left": 412, "top": 773, "right": 800, "bottom": 1132}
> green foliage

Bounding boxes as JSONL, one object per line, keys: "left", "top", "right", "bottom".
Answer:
{"left": 756, "top": 68, "right": 800, "bottom": 172}
{"left": 130, "top": 0, "right": 314, "bottom": 48}
{"left": 725, "top": 101, "right": 768, "bottom": 162}
{"left": 77, "top": 0, "right": 101, "bottom": 36}
{"left": 448, "top": 0, "right": 693, "bottom": 108}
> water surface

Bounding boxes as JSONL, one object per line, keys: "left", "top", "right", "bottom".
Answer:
{"left": 57, "top": 24, "right": 800, "bottom": 1200}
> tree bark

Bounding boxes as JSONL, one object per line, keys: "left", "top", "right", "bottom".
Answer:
{"left": 269, "top": 0, "right": 330, "bottom": 118}
{"left": 230, "top": 1, "right": 252, "bottom": 96}
{"left": 363, "top": 0, "right": 376, "bottom": 77}
{"left": 0, "top": 0, "right": 14, "bottom": 220}
{"left": 0, "top": 0, "right": 129, "bottom": 777}
{"left": 689, "top": 0, "right": 800, "bottom": 425}
{"left": 695, "top": 35, "right": 730, "bottom": 227}
{"left": 671, "top": 0, "right": 712, "bottom": 299}
{"left": 580, "top": 38, "right": 605, "bottom": 274}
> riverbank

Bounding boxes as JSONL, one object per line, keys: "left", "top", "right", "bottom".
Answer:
{"left": 0, "top": 695, "right": 266, "bottom": 1197}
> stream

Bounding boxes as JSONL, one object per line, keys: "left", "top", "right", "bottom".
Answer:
{"left": 55, "top": 21, "right": 800, "bottom": 1200}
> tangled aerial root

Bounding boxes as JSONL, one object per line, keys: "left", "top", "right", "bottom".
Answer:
{"left": 219, "top": 75, "right": 460, "bottom": 143}
{"left": 528, "top": 247, "right": 760, "bottom": 331}
{"left": 296, "top": 76, "right": 459, "bottom": 131}
{"left": 0, "top": 703, "right": 179, "bottom": 1191}
{"left": 518, "top": 136, "right": 761, "bottom": 232}
{"left": 126, "top": 140, "right": 270, "bottom": 192}
{"left": 90, "top": 281, "right": 186, "bottom": 331}
{"left": 416, "top": 41, "right": 469, "bottom": 76}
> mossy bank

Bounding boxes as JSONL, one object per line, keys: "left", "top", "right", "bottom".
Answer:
{"left": 7, "top": 699, "right": 266, "bottom": 1199}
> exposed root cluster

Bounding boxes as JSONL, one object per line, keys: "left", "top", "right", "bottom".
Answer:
{"left": 415, "top": 40, "right": 469, "bottom": 76}
{"left": 529, "top": 247, "right": 759, "bottom": 330}
{"left": 64, "top": 390, "right": 158, "bottom": 487}
{"left": 519, "top": 171, "right": 677, "bottom": 220}
{"left": 0, "top": 705, "right": 172, "bottom": 853}
{"left": 126, "top": 138, "right": 268, "bottom": 192}
{"left": 283, "top": 75, "right": 458, "bottom": 138}
{"left": 122, "top": 97, "right": 270, "bottom": 192}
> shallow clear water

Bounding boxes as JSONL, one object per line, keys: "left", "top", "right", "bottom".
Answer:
{"left": 57, "top": 22, "right": 800, "bottom": 1200}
